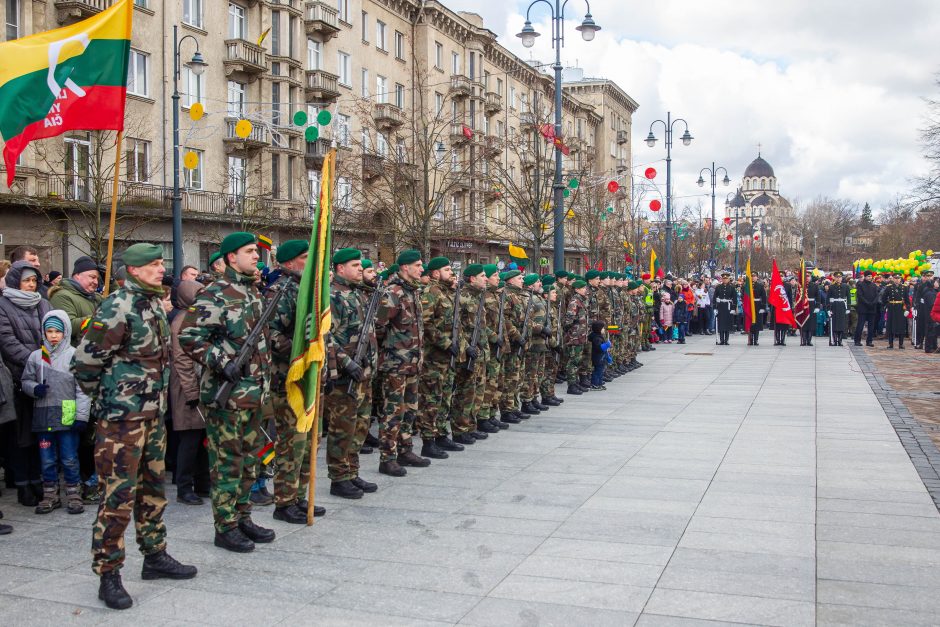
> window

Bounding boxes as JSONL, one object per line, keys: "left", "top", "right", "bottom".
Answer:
{"left": 434, "top": 42, "right": 443, "bottom": 69}
{"left": 228, "top": 156, "right": 245, "bottom": 198}
{"left": 307, "top": 39, "right": 321, "bottom": 69}
{"left": 127, "top": 49, "right": 149, "bottom": 97}
{"left": 360, "top": 68, "right": 369, "bottom": 98}
{"left": 520, "top": 94, "right": 528, "bottom": 113}
{"left": 376, "top": 75, "right": 387, "bottom": 104}
{"left": 434, "top": 92, "right": 443, "bottom": 115}
{"left": 5, "top": 0, "right": 19, "bottom": 40}
{"left": 228, "top": 3, "right": 245, "bottom": 39}
{"left": 452, "top": 52, "right": 460, "bottom": 74}
{"left": 183, "top": 0, "right": 203, "bottom": 29}
{"left": 394, "top": 31, "right": 404, "bottom": 59}
{"left": 509, "top": 86, "right": 516, "bottom": 110}
{"left": 376, "top": 20, "right": 386, "bottom": 51}
{"left": 289, "top": 16, "right": 297, "bottom": 57}
{"left": 125, "top": 139, "right": 150, "bottom": 183}
{"left": 184, "top": 148, "right": 204, "bottom": 189}
{"left": 271, "top": 82, "right": 281, "bottom": 126}
{"left": 497, "top": 120, "right": 504, "bottom": 136}
{"left": 337, "top": 51, "right": 351, "bottom": 86}
{"left": 337, "top": 0, "right": 348, "bottom": 23}
{"left": 377, "top": 133, "right": 388, "bottom": 157}
{"left": 360, "top": 128, "right": 371, "bottom": 151}
{"left": 271, "top": 11, "right": 280, "bottom": 56}
{"left": 496, "top": 77, "right": 503, "bottom": 96}
{"left": 287, "top": 156, "right": 295, "bottom": 200}
{"left": 469, "top": 52, "right": 475, "bottom": 81}
{"left": 451, "top": 149, "right": 458, "bottom": 172}
{"left": 308, "top": 170, "right": 320, "bottom": 207}
{"left": 337, "top": 114, "right": 351, "bottom": 146}
{"left": 361, "top": 11, "right": 368, "bottom": 42}
{"left": 450, "top": 195, "right": 458, "bottom": 220}
{"left": 182, "top": 66, "right": 203, "bottom": 108}
{"left": 484, "top": 70, "right": 490, "bottom": 90}
{"left": 337, "top": 177, "right": 351, "bottom": 209}
{"left": 227, "top": 81, "right": 245, "bottom": 116}
{"left": 396, "top": 139, "right": 406, "bottom": 161}
{"left": 271, "top": 154, "right": 280, "bottom": 199}
{"left": 395, "top": 83, "right": 405, "bottom": 109}
{"left": 451, "top": 101, "right": 458, "bottom": 123}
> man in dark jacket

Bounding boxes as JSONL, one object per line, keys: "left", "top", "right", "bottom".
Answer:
{"left": 854, "top": 271, "right": 879, "bottom": 346}
{"left": 913, "top": 270, "right": 935, "bottom": 348}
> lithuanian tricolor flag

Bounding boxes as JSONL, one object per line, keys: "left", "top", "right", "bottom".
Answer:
{"left": 0, "top": 0, "right": 132, "bottom": 185}
{"left": 508, "top": 243, "right": 528, "bottom": 268}
{"left": 650, "top": 247, "right": 664, "bottom": 279}
{"left": 743, "top": 257, "right": 757, "bottom": 332}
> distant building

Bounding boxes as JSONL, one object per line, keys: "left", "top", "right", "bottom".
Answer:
{"left": 723, "top": 153, "right": 800, "bottom": 252}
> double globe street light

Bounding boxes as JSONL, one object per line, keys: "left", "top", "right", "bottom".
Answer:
{"left": 645, "top": 114, "right": 692, "bottom": 276}
{"left": 517, "top": 2, "right": 601, "bottom": 273}
{"left": 697, "top": 163, "right": 730, "bottom": 275}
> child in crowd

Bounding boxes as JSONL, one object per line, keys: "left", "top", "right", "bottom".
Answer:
{"left": 674, "top": 294, "right": 691, "bottom": 344}
{"left": 21, "top": 310, "right": 90, "bottom": 515}
{"left": 588, "top": 321, "right": 611, "bottom": 391}
{"left": 659, "top": 293, "right": 675, "bottom": 343}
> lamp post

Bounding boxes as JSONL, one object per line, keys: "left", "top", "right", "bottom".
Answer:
{"left": 697, "top": 162, "right": 729, "bottom": 276}
{"left": 724, "top": 191, "right": 738, "bottom": 277}
{"left": 517, "top": 2, "right": 601, "bottom": 273}
{"left": 646, "top": 112, "right": 692, "bottom": 276}
{"left": 171, "top": 25, "right": 207, "bottom": 278}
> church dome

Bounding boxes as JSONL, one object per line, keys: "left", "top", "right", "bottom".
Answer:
{"left": 750, "top": 192, "right": 774, "bottom": 207}
{"left": 729, "top": 189, "right": 746, "bottom": 208}
{"left": 744, "top": 155, "right": 775, "bottom": 179}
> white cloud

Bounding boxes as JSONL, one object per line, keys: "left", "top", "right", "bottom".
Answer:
{"left": 450, "top": 0, "right": 938, "bottom": 210}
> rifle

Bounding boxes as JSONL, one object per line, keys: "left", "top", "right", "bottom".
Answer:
{"left": 556, "top": 289, "right": 565, "bottom": 348}
{"left": 213, "top": 287, "right": 284, "bottom": 408}
{"left": 495, "top": 287, "right": 507, "bottom": 359}
{"left": 347, "top": 276, "right": 385, "bottom": 394}
{"left": 517, "top": 291, "right": 534, "bottom": 356}
{"left": 465, "top": 289, "right": 486, "bottom": 371}
{"left": 449, "top": 278, "right": 463, "bottom": 368}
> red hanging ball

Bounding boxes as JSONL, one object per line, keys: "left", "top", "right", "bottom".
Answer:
{"left": 723, "top": 217, "right": 731, "bottom": 225}
{"left": 649, "top": 199, "right": 661, "bottom": 211}
{"left": 753, "top": 233, "right": 760, "bottom": 240}
{"left": 726, "top": 234, "right": 733, "bottom": 241}
{"left": 644, "top": 167, "right": 657, "bottom": 180}
{"left": 607, "top": 181, "right": 620, "bottom": 193}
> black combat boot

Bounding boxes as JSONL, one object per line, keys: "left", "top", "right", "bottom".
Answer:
{"left": 398, "top": 450, "right": 431, "bottom": 467}
{"left": 273, "top": 502, "right": 309, "bottom": 523}
{"left": 364, "top": 432, "right": 381, "bottom": 448}
{"left": 141, "top": 550, "right": 198, "bottom": 580}
{"left": 330, "top": 480, "right": 364, "bottom": 499}
{"left": 542, "top": 396, "right": 561, "bottom": 407}
{"left": 500, "top": 411, "right": 521, "bottom": 424}
{"left": 522, "top": 401, "right": 541, "bottom": 414}
{"left": 533, "top": 399, "right": 550, "bottom": 411}
{"left": 351, "top": 477, "right": 378, "bottom": 493}
{"left": 452, "top": 433, "right": 476, "bottom": 445}
{"left": 99, "top": 571, "right": 133, "bottom": 610}
{"left": 359, "top": 444, "right": 374, "bottom": 455}
{"left": 470, "top": 430, "right": 489, "bottom": 439}
{"left": 420, "top": 440, "right": 449, "bottom": 459}
{"left": 551, "top": 394, "right": 565, "bottom": 404}
{"left": 238, "top": 517, "right": 275, "bottom": 543}
{"left": 214, "top": 527, "right": 255, "bottom": 553}
{"left": 566, "top": 384, "right": 583, "bottom": 395}
{"left": 379, "top": 460, "right": 408, "bottom": 476}
{"left": 513, "top": 410, "right": 530, "bottom": 420}
{"left": 294, "top": 499, "right": 326, "bottom": 517}
{"left": 491, "top": 417, "right": 510, "bottom": 430}
{"left": 479, "top": 420, "right": 499, "bottom": 434}
{"left": 436, "top": 435, "right": 465, "bottom": 451}
{"left": 579, "top": 376, "right": 592, "bottom": 391}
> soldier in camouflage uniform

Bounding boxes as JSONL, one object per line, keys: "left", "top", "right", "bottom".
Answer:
{"left": 73, "top": 243, "right": 196, "bottom": 610}
{"left": 578, "top": 271, "right": 602, "bottom": 388}
{"left": 539, "top": 282, "right": 563, "bottom": 405}
{"left": 498, "top": 271, "right": 527, "bottom": 420}
{"left": 481, "top": 265, "right": 515, "bottom": 427}
{"left": 324, "top": 248, "right": 379, "bottom": 499}
{"left": 417, "top": 257, "right": 463, "bottom": 457}
{"left": 520, "top": 274, "right": 550, "bottom": 415}
{"left": 451, "top": 264, "right": 494, "bottom": 440}
{"left": 564, "top": 280, "right": 590, "bottom": 395}
{"left": 374, "top": 250, "right": 426, "bottom": 476}
{"left": 359, "top": 259, "right": 382, "bottom": 454}
{"left": 553, "top": 271, "right": 570, "bottom": 383}
{"left": 266, "top": 240, "right": 325, "bottom": 523}
{"left": 179, "top": 232, "right": 275, "bottom": 554}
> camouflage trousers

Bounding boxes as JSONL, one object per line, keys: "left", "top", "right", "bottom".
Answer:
{"left": 92, "top": 417, "right": 167, "bottom": 575}
{"left": 641, "top": 317, "right": 652, "bottom": 349}
{"left": 579, "top": 339, "right": 592, "bottom": 377}
{"left": 540, "top": 350, "right": 559, "bottom": 398}
{"left": 480, "top": 345, "right": 503, "bottom": 419}
{"left": 272, "top": 397, "right": 311, "bottom": 507}
{"left": 498, "top": 351, "right": 524, "bottom": 411}
{"left": 565, "top": 344, "right": 585, "bottom": 383}
{"left": 378, "top": 370, "right": 418, "bottom": 462}
{"left": 325, "top": 379, "right": 372, "bottom": 481}
{"left": 522, "top": 351, "right": 545, "bottom": 401}
{"left": 206, "top": 407, "right": 262, "bottom": 533}
{"left": 452, "top": 356, "right": 485, "bottom": 434}
{"left": 416, "top": 357, "right": 455, "bottom": 439}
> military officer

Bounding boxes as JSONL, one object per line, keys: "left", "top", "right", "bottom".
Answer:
{"left": 539, "top": 279, "right": 563, "bottom": 406}
{"left": 498, "top": 270, "right": 528, "bottom": 421}
{"left": 520, "top": 274, "right": 549, "bottom": 415}
{"left": 482, "top": 265, "right": 517, "bottom": 427}
{"left": 883, "top": 273, "right": 911, "bottom": 349}
{"left": 360, "top": 259, "right": 382, "bottom": 454}
{"left": 452, "top": 264, "right": 494, "bottom": 438}
{"left": 564, "top": 279, "right": 590, "bottom": 395}
{"left": 826, "top": 271, "right": 851, "bottom": 346}
{"left": 713, "top": 272, "right": 738, "bottom": 345}
{"left": 73, "top": 243, "right": 196, "bottom": 610}
{"left": 749, "top": 277, "right": 767, "bottom": 346}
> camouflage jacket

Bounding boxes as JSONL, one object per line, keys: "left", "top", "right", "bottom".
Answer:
{"left": 596, "top": 286, "right": 612, "bottom": 326}
{"left": 484, "top": 285, "right": 504, "bottom": 349}
{"left": 547, "top": 296, "right": 560, "bottom": 348}
{"left": 267, "top": 271, "right": 300, "bottom": 394}
{"left": 460, "top": 284, "right": 488, "bottom": 364}
{"left": 528, "top": 291, "right": 549, "bottom": 352}
{"left": 587, "top": 286, "right": 600, "bottom": 321}
{"left": 328, "top": 275, "right": 378, "bottom": 379}
{"left": 609, "top": 287, "right": 623, "bottom": 327}
{"left": 564, "top": 292, "right": 589, "bottom": 345}
{"left": 504, "top": 285, "right": 527, "bottom": 346}
{"left": 376, "top": 273, "right": 424, "bottom": 375}
{"left": 178, "top": 266, "right": 271, "bottom": 410}
{"left": 420, "top": 278, "right": 457, "bottom": 360}
{"left": 72, "top": 278, "right": 170, "bottom": 422}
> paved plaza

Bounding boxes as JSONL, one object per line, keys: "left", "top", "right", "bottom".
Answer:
{"left": 2, "top": 334, "right": 940, "bottom": 626}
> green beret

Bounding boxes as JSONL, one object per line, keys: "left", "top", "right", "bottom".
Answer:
{"left": 361, "top": 259, "right": 373, "bottom": 269}
{"left": 523, "top": 273, "right": 540, "bottom": 286}
{"left": 501, "top": 270, "right": 521, "bottom": 282}
{"left": 220, "top": 232, "right": 256, "bottom": 258}
{"left": 498, "top": 280, "right": 505, "bottom": 288}
{"left": 276, "top": 239, "right": 309, "bottom": 263}
{"left": 554, "top": 270, "right": 569, "bottom": 278}
{"left": 425, "top": 256, "right": 451, "bottom": 274}
{"left": 483, "top": 264, "right": 498, "bottom": 277}
{"left": 541, "top": 275, "right": 555, "bottom": 287}
{"left": 208, "top": 251, "right": 221, "bottom": 267}
{"left": 463, "top": 263, "right": 484, "bottom": 278}
{"left": 585, "top": 270, "right": 600, "bottom": 280}
{"left": 332, "top": 247, "right": 361, "bottom": 265}
{"left": 256, "top": 261, "right": 266, "bottom": 271}
{"left": 389, "top": 264, "right": 399, "bottom": 273}
{"left": 397, "top": 249, "right": 421, "bottom": 265}
{"left": 572, "top": 280, "right": 587, "bottom": 289}
{"left": 546, "top": 284, "right": 556, "bottom": 292}
{"left": 599, "top": 271, "right": 609, "bottom": 279}
{"left": 378, "top": 269, "right": 390, "bottom": 280}
{"left": 122, "top": 243, "right": 163, "bottom": 268}
{"left": 628, "top": 281, "right": 640, "bottom": 290}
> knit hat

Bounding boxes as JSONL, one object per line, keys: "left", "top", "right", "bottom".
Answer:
{"left": 122, "top": 243, "right": 163, "bottom": 268}
{"left": 332, "top": 247, "right": 361, "bottom": 265}
{"left": 572, "top": 279, "right": 587, "bottom": 289}
{"left": 463, "top": 263, "right": 484, "bottom": 278}
{"left": 396, "top": 249, "right": 421, "bottom": 265}
{"left": 585, "top": 270, "right": 600, "bottom": 281}
{"left": 523, "top": 273, "right": 540, "bottom": 287}
{"left": 43, "top": 315, "right": 65, "bottom": 332}
{"left": 482, "top": 263, "right": 498, "bottom": 277}
{"left": 72, "top": 255, "right": 98, "bottom": 276}
{"left": 47, "top": 270, "right": 61, "bottom": 283}
{"left": 276, "top": 239, "right": 309, "bottom": 263}
{"left": 425, "top": 256, "right": 451, "bottom": 274}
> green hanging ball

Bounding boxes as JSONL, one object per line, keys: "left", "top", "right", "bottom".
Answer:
{"left": 606, "top": 206, "right": 614, "bottom": 213}
{"left": 568, "top": 178, "right": 579, "bottom": 189}
{"left": 305, "top": 126, "right": 319, "bottom": 142}
{"left": 317, "top": 110, "right": 332, "bottom": 126}
{"left": 293, "top": 110, "right": 308, "bottom": 126}
{"left": 563, "top": 189, "right": 570, "bottom": 198}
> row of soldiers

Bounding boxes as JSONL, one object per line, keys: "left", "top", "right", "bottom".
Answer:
{"left": 69, "top": 233, "right": 653, "bottom": 610}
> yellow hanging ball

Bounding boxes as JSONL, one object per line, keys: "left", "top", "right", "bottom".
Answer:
{"left": 183, "top": 151, "right": 199, "bottom": 170}
{"left": 235, "top": 119, "right": 253, "bottom": 139}
{"left": 189, "top": 103, "right": 204, "bottom": 121}
{"left": 928, "top": 249, "right": 934, "bottom": 256}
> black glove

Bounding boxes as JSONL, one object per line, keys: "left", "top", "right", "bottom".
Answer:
{"left": 33, "top": 383, "right": 49, "bottom": 399}
{"left": 448, "top": 342, "right": 459, "bottom": 358}
{"left": 185, "top": 399, "right": 199, "bottom": 409}
{"left": 466, "top": 346, "right": 479, "bottom": 361}
{"left": 344, "top": 360, "right": 364, "bottom": 382}
{"left": 222, "top": 361, "right": 241, "bottom": 383}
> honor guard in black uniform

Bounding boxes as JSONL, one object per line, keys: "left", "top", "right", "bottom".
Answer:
{"left": 883, "top": 274, "right": 910, "bottom": 349}
{"left": 826, "top": 271, "right": 850, "bottom": 346}
{"left": 713, "top": 272, "right": 738, "bottom": 345}
{"left": 749, "top": 279, "right": 767, "bottom": 346}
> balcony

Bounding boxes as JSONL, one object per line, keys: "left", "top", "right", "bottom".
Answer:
{"left": 450, "top": 123, "right": 473, "bottom": 145}
{"left": 223, "top": 118, "right": 270, "bottom": 154}
{"left": 362, "top": 153, "right": 384, "bottom": 181}
{"left": 267, "top": 0, "right": 302, "bottom": 16}
{"left": 484, "top": 135, "right": 504, "bottom": 158}
{"left": 304, "top": 1, "right": 340, "bottom": 40}
{"left": 617, "top": 130, "right": 629, "bottom": 145}
{"left": 452, "top": 171, "right": 472, "bottom": 190}
{"left": 372, "top": 103, "right": 404, "bottom": 130}
{"left": 224, "top": 39, "right": 267, "bottom": 82}
{"left": 484, "top": 92, "right": 503, "bottom": 115}
{"left": 449, "top": 75, "right": 471, "bottom": 98}
{"left": 305, "top": 138, "right": 331, "bottom": 169}
{"left": 53, "top": 0, "right": 112, "bottom": 25}
{"left": 519, "top": 111, "right": 538, "bottom": 129}
{"left": 304, "top": 69, "right": 340, "bottom": 102}
{"left": 616, "top": 158, "right": 628, "bottom": 174}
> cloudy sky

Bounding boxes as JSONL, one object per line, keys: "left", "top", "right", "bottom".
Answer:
{"left": 452, "top": 0, "right": 938, "bottom": 214}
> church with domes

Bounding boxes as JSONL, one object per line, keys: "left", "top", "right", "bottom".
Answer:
{"left": 723, "top": 153, "right": 800, "bottom": 253}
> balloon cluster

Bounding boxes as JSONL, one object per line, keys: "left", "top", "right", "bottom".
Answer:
{"left": 854, "top": 250, "right": 935, "bottom": 277}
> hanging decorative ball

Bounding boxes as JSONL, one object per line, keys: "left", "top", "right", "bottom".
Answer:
{"left": 754, "top": 233, "right": 760, "bottom": 240}
{"left": 316, "top": 110, "right": 332, "bottom": 126}
{"left": 723, "top": 217, "right": 731, "bottom": 225}
{"left": 183, "top": 151, "right": 199, "bottom": 170}
{"left": 650, "top": 199, "right": 661, "bottom": 212}
{"left": 726, "top": 234, "right": 733, "bottom": 241}
{"left": 644, "top": 167, "right": 657, "bottom": 180}
{"left": 606, "top": 206, "right": 614, "bottom": 213}
{"left": 305, "top": 126, "right": 319, "bottom": 142}
{"left": 568, "top": 178, "right": 580, "bottom": 189}
{"left": 563, "top": 189, "right": 570, "bottom": 198}
{"left": 607, "top": 181, "right": 620, "bottom": 193}
{"left": 234, "top": 119, "right": 253, "bottom": 139}
{"left": 566, "top": 209, "right": 575, "bottom": 219}
{"left": 188, "top": 103, "right": 204, "bottom": 121}
{"left": 293, "top": 110, "right": 308, "bottom": 126}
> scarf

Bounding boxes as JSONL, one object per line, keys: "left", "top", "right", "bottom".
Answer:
{"left": 3, "top": 288, "right": 42, "bottom": 309}
{"left": 65, "top": 277, "right": 98, "bottom": 301}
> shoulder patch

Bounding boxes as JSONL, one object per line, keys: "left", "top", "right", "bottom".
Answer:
{"left": 91, "top": 321, "right": 105, "bottom": 330}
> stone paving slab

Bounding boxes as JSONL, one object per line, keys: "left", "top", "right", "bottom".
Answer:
{"left": 2, "top": 334, "right": 940, "bottom": 625}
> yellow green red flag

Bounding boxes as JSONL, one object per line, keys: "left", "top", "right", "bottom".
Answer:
{"left": 0, "top": 0, "right": 133, "bottom": 185}
{"left": 650, "top": 247, "right": 663, "bottom": 279}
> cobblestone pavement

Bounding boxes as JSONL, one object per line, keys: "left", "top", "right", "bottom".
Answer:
{"left": 2, "top": 334, "right": 940, "bottom": 626}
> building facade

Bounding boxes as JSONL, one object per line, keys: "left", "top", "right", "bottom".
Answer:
{"left": 723, "top": 154, "right": 800, "bottom": 254}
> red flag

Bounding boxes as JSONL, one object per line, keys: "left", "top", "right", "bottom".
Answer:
{"left": 462, "top": 125, "right": 473, "bottom": 139}
{"left": 768, "top": 259, "right": 796, "bottom": 327}
{"left": 793, "top": 259, "right": 810, "bottom": 328}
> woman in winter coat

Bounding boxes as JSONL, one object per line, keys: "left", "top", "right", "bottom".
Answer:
{"left": 659, "top": 293, "right": 675, "bottom": 342}
{"left": 0, "top": 352, "right": 17, "bottom": 533}
{"left": 0, "top": 261, "right": 51, "bottom": 506}
{"left": 169, "top": 280, "right": 210, "bottom": 505}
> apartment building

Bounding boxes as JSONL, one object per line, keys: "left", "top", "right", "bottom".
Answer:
{"left": 0, "top": 0, "right": 638, "bottom": 274}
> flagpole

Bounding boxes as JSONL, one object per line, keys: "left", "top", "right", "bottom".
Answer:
{"left": 103, "top": 131, "right": 123, "bottom": 297}
{"left": 306, "top": 372, "right": 325, "bottom": 525}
